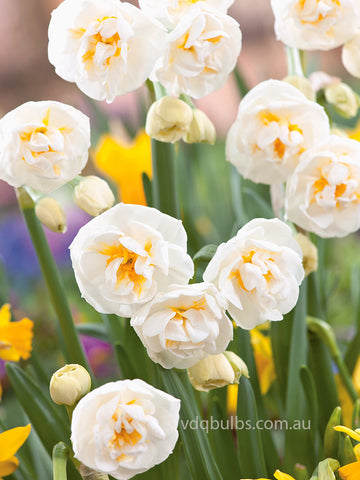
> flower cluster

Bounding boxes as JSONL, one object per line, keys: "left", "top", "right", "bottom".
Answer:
{"left": 48, "top": 0, "right": 242, "bottom": 102}
{"left": 227, "top": 78, "right": 360, "bottom": 238}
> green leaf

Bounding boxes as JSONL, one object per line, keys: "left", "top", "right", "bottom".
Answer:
{"left": 323, "top": 407, "right": 342, "bottom": 459}
{"left": 193, "top": 244, "right": 218, "bottom": 264}
{"left": 142, "top": 172, "right": 153, "bottom": 208}
{"left": 5, "top": 364, "right": 82, "bottom": 480}
{"left": 284, "top": 281, "right": 314, "bottom": 471}
{"left": 300, "top": 365, "right": 320, "bottom": 459}
{"left": 161, "top": 369, "right": 223, "bottom": 480}
{"left": 236, "top": 377, "right": 267, "bottom": 478}
{"left": 208, "top": 398, "right": 241, "bottom": 479}
{"left": 76, "top": 323, "right": 109, "bottom": 342}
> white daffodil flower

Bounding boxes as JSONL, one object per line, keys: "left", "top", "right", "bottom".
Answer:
{"left": 0, "top": 101, "right": 90, "bottom": 193}
{"left": 48, "top": 0, "right": 167, "bottom": 102}
{"left": 71, "top": 379, "right": 180, "bottom": 480}
{"left": 139, "top": 0, "right": 234, "bottom": 28}
{"left": 203, "top": 218, "right": 304, "bottom": 329}
{"left": 69, "top": 203, "right": 194, "bottom": 318}
{"left": 226, "top": 79, "right": 330, "bottom": 185}
{"left": 131, "top": 283, "right": 233, "bottom": 369}
{"left": 342, "top": 31, "right": 360, "bottom": 78}
{"left": 285, "top": 135, "right": 360, "bottom": 238}
{"left": 151, "top": 6, "right": 242, "bottom": 99}
{"left": 270, "top": 0, "right": 360, "bottom": 51}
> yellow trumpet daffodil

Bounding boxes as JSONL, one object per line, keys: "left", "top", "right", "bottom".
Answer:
{"left": 338, "top": 461, "right": 360, "bottom": 480}
{"left": 250, "top": 326, "right": 276, "bottom": 395}
{"left": 0, "top": 424, "right": 31, "bottom": 479}
{"left": 0, "top": 303, "right": 34, "bottom": 399}
{"left": 94, "top": 130, "right": 152, "bottom": 206}
{"left": 0, "top": 304, "right": 34, "bottom": 363}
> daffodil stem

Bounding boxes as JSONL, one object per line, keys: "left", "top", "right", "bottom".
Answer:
{"left": 146, "top": 80, "right": 180, "bottom": 219}
{"left": 53, "top": 442, "right": 69, "bottom": 480}
{"left": 17, "top": 187, "right": 93, "bottom": 378}
{"left": 286, "top": 47, "right": 305, "bottom": 77}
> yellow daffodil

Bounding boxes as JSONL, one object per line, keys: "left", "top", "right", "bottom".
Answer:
{"left": 352, "top": 356, "right": 360, "bottom": 395}
{"left": 335, "top": 374, "right": 354, "bottom": 428}
{"left": 0, "top": 304, "right": 34, "bottom": 362}
{"left": 250, "top": 327, "right": 276, "bottom": 395}
{"left": 94, "top": 130, "right": 152, "bottom": 206}
{"left": 0, "top": 303, "right": 34, "bottom": 399}
{"left": 0, "top": 424, "right": 31, "bottom": 479}
{"left": 338, "top": 461, "right": 360, "bottom": 480}
{"left": 334, "top": 425, "right": 360, "bottom": 461}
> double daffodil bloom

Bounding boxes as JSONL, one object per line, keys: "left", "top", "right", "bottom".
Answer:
{"left": 94, "top": 130, "right": 152, "bottom": 206}
{"left": 0, "top": 424, "right": 31, "bottom": 479}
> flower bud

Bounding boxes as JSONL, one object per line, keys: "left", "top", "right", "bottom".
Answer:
{"left": 294, "top": 233, "right": 318, "bottom": 276}
{"left": 50, "top": 364, "right": 91, "bottom": 406}
{"left": 35, "top": 197, "right": 67, "bottom": 233}
{"left": 145, "top": 97, "right": 193, "bottom": 143}
{"left": 318, "top": 459, "right": 339, "bottom": 480}
{"left": 187, "top": 353, "right": 248, "bottom": 392}
{"left": 325, "top": 83, "right": 360, "bottom": 119}
{"left": 283, "top": 75, "right": 316, "bottom": 102}
{"left": 223, "top": 351, "right": 249, "bottom": 382}
{"left": 74, "top": 176, "right": 115, "bottom": 216}
{"left": 184, "top": 108, "right": 216, "bottom": 145}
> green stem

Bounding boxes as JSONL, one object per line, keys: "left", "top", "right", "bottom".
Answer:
{"left": 286, "top": 47, "right": 305, "bottom": 77}
{"left": 307, "top": 316, "right": 358, "bottom": 402}
{"left": 146, "top": 80, "right": 180, "bottom": 219}
{"left": 17, "top": 188, "right": 92, "bottom": 377}
{"left": 53, "top": 442, "right": 69, "bottom": 480}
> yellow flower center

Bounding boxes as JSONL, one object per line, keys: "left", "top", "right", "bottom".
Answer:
{"left": 229, "top": 249, "right": 275, "bottom": 292}
{"left": 109, "top": 402, "right": 142, "bottom": 462}
{"left": 98, "top": 241, "right": 152, "bottom": 296}
{"left": 258, "top": 111, "right": 303, "bottom": 161}
{"left": 296, "top": 0, "right": 341, "bottom": 26}
{"left": 165, "top": 299, "right": 206, "bottom": 348}
{"left": 311, "top": 165, "right": 360, "bottom": 207}
{"left": 20, "top": 109, "right": 64, "bottom": 176}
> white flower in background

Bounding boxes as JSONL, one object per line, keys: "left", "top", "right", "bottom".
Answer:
{"left": 71, "top": 379, "right": 180, "bottom": 480}
{"left": 151, "top": 7, "right": 242, "bottom": 99}
{"left": 48, "top": 0, "right": 167, "bottom": 103}
{"left": 285, "top": 135, "right": 360, "bottom": 238}
{"left": 226, "top": 80, "right": 330, "bottom": 185}
{"left": 0, "top": 101, "right": 90, "bottom": 193}
{"left": 139, "top": 0, "right": 234, "bottom": 28}
{"left": 203, "top": 218, "right": 304, "bottom": 329}
{"left": 70, "top": 203, "right": 194, "bottom": 318}
{"left": 270, "top": 0, "right": 360, "bottom": 51}
{"left": 131, "top": 283, "right": 232, "bottom": 369}
{"left": 342, "top": 31, "right": 360, "bottom": 78}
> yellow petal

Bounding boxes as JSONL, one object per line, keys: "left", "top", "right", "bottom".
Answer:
{"left": 0, "top": 305, "right": 11, "bottom": 327}
{"left": 0, "top": 318, "right": 34, "bottom": 362}
{"left": 227, "top": 384, "right": 238, "bottom": 415}
{"left": 94, "top": 130, "right": 152, "bottom": 206}
{"left": 0, "top": 425, "right": 31, "bottom": 462}
{"left": 250, "top": 328, "right": 276, "bottom": 395}
{"left": 334, "top": 425, "right": 360, "bottom": 442}
{"left": 0, "top": 456, "right": 19, "bottom": 477}
{"left": 354, "top": 444, "right": 360, "bottom": 461}
{"left": 335, "top": 374, "right": 354, "bottom": 428}
{"left": 338, "top": 461, "right": 360, "bottom": 480}
{"left": 274, "top": 470, "right": 295, "bottom": 480}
